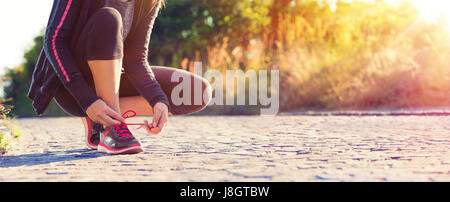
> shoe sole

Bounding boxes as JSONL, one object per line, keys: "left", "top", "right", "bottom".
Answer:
{"left": 82, "top": 117, "right": 98, "bottom": 150}
{"left": 98, "top": 143, "right": 143, "bottom": 155}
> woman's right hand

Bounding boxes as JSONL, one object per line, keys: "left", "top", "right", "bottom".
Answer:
{"left": 86, "top": 99, "right": 125, "bottom": 127}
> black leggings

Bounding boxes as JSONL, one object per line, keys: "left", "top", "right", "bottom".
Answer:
{"left": 54, "top": 8, "right": 210, "bottom": 117}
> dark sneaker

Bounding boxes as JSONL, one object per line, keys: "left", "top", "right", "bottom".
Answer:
{"left": 81, "top": 117, "right": 103, "bottom": 150}
{"left": 98, "top": 122, "right": 143, "bottom": 155}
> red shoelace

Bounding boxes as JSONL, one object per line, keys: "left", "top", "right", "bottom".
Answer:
{"left": 113, "top": 110, "right": 153, "bottom": 138}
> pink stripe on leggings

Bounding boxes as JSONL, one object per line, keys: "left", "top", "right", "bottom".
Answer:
{"left": 51, "top": 0, "right": 73, "bottom": 82}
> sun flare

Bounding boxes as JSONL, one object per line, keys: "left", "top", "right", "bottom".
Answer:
{"left": 411, "top": 0, "right": 450, "bottom": 22}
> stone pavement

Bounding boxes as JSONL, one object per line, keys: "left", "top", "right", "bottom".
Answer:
{"left": 1, "top": 115, "right": 450, "bottom": 181}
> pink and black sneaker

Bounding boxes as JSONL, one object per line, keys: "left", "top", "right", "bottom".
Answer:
{"left": 98, "top": 122, "right": 143, "bottom": 155}
{"left": 82, "top": 117, "right": 103, "bottom": 150}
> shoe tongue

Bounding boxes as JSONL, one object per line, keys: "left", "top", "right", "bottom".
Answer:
{"left": 116, "top": 122, "right": 128, "bottom": 128}
{"left": 114, "top": 123, "right": 132, "bottom": 138}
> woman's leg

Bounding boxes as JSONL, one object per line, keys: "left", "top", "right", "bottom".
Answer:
{"left": 118, "top": 66, "right": 212, "bottom": 116}
{"left": 53, "top": 7, "right": 124, "bottom": 118}
{"left": 86, "top": 64, "right": 212, "bottom": 117}
{"left": 119, "top": 96, "right": 154, "bottom": 116}
{"left": 88, "top": 59, "right": 123, "bottom": 114}
{"left": 81, "top": 7, "right": 126, "bottom": 118}
{"left": 54, "top": 7, "right": 211, "bottom": 118}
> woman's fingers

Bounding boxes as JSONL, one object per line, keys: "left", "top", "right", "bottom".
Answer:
{"left": 95, "top": 116, "right": 109, "bottom": 127}
{"left": 141, "top": 119, "right": 165, "bottom": 135}
{"left": 86, "top": 99, "right": 124, "bottom": 126}
{"left": 133, "top": 103, "right": 169, "bottom": 135}
{"left": 146, "top": 102, "right": 169, "bottom": 135}
{"left": 105, "top": 107, "right": 125, "bottom": 123}
{"left": 150, "top": 126, "right": 162, "bottom": 134}
{"left": 142, "top": 120, "right": 151, "bottom": 132}
{"left": 151, "top": 109, "right": 161, "bottom": 128}
{"left": 99, "top": 114, "right": 119, "bottom": 127}
{"left": 96, "top": 105, "right": 125, "bottom": 127}
{"left": 151, "top": 114, "right": 167, "bottom": 134}
{"left": 156, "top": 114, "right": 167, "bottom": 129}
{"left": 142, "top": 120, "right": 158, "bottom": 135}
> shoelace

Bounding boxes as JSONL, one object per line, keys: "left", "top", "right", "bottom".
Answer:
{"left": 112, "top": 110, "right": 153, "bottom": 138}
{"left": 113, "top": 123, "right": 133, "bottom": 139}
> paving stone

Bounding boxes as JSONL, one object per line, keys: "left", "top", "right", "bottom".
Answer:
{"left": 0, "top": 115, "right": 449, "bottom": 181}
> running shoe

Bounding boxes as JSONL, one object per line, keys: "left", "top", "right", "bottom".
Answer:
{"left": 81, "top": 117, "right": 103, "bottom": 150}
{"left": 98, "top": 122, "right": 143, "bottom": 155}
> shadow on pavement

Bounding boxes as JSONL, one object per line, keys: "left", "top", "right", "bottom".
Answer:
{"left": 0, "top": 149, "right": 108, "bottom": 168}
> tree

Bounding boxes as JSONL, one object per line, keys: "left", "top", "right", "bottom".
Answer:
{"left": 3, "top": 30, "right": 68, "bottom": 117}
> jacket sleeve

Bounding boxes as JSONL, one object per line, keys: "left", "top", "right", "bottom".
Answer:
{"left": 44, "top": 0, "right": 101, "bottom": 112}
{"left": 122, "top": 1, "right": 170, "bottom": 109}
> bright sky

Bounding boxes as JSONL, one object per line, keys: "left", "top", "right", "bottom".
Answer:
{"left": 0, "top": 0, "right": 53, "bottom": 74}
{"left": 0, "top": 0, "right": 448, "bottom": 75}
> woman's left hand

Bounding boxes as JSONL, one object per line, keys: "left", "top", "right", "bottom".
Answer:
{"left": 142, "top": 102, "right": 169, "bottom": 135}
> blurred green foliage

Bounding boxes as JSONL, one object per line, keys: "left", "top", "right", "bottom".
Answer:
{"left": 2, "top": 32, "right": 69, "bottom": 117}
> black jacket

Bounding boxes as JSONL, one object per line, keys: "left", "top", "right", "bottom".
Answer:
{"left": 27, "top": 0, "right": 169, "bottom": 116}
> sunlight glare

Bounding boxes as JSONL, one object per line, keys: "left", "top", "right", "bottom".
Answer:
{"left": 411, "top": 0, "right": 450, "bottom": 22}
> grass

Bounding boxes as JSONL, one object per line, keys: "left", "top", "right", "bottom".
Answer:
{"left": 0, "top": 120, "right": 22, "bottom": 155}
{"left": 196, "top": 1, "right": 450, "bottom": 112}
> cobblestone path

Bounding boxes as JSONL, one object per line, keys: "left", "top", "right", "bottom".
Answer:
{"left": 1, "top": 115, "right": 450, "bottom": 181}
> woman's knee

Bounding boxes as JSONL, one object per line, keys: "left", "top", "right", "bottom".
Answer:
{"left": 85, "top": 7, "right": 124, "bottom": 60}
{"left": 89, "top": 7, "right": 123, "bottom": 35}
{"left": 91, "top": 7, "right": 122, "bottom": 28}
{"left": 150, "top": 66, "right": 212, "bottom": 115}
{"left": 169, "top": 73, "right": 212, "bottom": 115}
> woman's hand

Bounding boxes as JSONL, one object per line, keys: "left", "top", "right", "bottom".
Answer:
{"left": 86, "top": 99, "right": 125, "bottom": 127}
{"left": 141, "top": 102, "right": 169, "bottom": 135}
